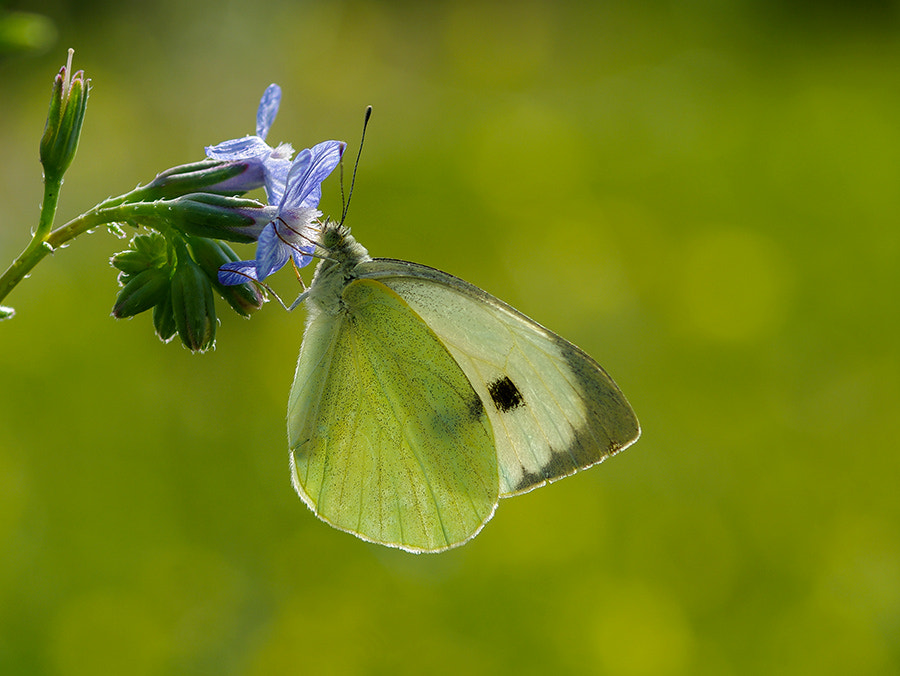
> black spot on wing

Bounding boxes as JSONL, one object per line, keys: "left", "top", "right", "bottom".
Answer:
{"left": 487, "top": 376, "right": 524, "bottom": 413}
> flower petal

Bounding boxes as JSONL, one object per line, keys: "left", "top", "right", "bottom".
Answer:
{"left": 205, "top": 136, "right": 270, "bottom": 162}
{"left": 255, "top": 222, "right": 290, "bottom": 281}
{"left": 256, "top": 84, "right": 281, "bottom": 140}
{"left": 280, "top": 140, "right": 345, "bottom": 209}
{"left": 264, "top": 155, "right": 292, "bottom": 205}
{"left": 291, "top": 247, "right": 314, "bottom": 269}
{"left": 282, "top": 148, "right": 311, "bottom": 204}
{"left": 276, "top": 206, "right": 320, "bottom": 269}
{"left": 218, "top": 260, "right": 258, "bottom": 286}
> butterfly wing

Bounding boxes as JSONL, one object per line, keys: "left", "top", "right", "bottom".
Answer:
{"left": 359, "top": 259, "right": 641, "bottom": 497}
{"left": 287, "top": 277, "right": 499, "bottom": 552}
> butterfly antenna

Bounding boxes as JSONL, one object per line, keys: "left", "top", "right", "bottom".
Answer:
{"left": 341, "top": 105, "right": 372, "bottom": 225}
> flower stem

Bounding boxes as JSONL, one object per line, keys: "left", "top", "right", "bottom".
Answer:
{"left": 0, "top": 184, "right": 115, "bottom": 307}
{"left": 0, "top": 173, "right": 244, "bottom": 312}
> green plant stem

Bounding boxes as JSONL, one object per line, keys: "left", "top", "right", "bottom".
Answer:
{"left": 0, "top": 173, "right": 240, "bottom": 311}
{"left": 0, "top": 176, "right": 60, "bottom": 305}
{"left": 36, "top": 173, "right": 62, "bottom": 240}
{"left": 0, "top": 191, "right": 129, "bottom": 307}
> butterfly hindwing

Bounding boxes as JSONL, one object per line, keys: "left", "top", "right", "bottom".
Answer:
{"left": 287, "top": 277, "right": 499, "bottom": 552}
{"left": 359, "top": 259, "right": 641, "bottom": 497}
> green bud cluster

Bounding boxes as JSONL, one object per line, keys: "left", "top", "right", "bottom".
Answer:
{"left": 110, "top": 233, "right": 170, "bottom": 319}
{"left": 110, "top": 232, "right": 264, "bottom": 352}
{"left": 187, "top": 236, "right": 264, "bottom": 317}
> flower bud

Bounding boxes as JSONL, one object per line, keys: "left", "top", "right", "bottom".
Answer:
{"left": 111, "top": 250, "right": 153, "bottom": 276}
{"left": 110, "top": 233, "right": 168, "bottom": 275}
{"left": 138, "top": 160, "right": 264, "bottom": 201}
{"left": 121, "top": 194, "right": 274, "bottom": 243}
{"left": 170, "top": 248, "right": 216, "bottom": 352}
{"left": 170, "top": 193, "right": 274, "bottom": 243}
{"left": 152, "top": 290, "right": 178, "bottom": 343}
{"left": 112, "top": 268, "right": 170, "bottom": 319}
{"left": 187, "top": 236, "right": 265, "bottom": 317}
{"left": 40, "top": 50, "right": 89, "bottom": 183}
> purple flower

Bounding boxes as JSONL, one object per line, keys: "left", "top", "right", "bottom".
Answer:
{"left": 205, "top": 84, "right": 294, "bottom": 204}
{"left": 218, "top": 140, "right": 345, "bottom": 285}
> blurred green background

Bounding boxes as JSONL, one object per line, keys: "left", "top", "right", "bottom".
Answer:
{"left": 2, "top": 0, "right": 899, "bottom": 674}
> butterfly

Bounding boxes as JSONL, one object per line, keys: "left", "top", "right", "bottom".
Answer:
{"left": 287, "top": 220, "right": 640, "bottom": 553}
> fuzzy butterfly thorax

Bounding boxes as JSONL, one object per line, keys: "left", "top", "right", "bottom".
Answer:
{"left": 305, "top": 222, "right": 372, "bottom": 316}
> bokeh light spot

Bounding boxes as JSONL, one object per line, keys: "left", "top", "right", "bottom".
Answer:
{"left": 50, "top": 591, "right": 170, "bottom": 676}
{"left": 591, "top": 582, "right": 694, "bottom": 676}
{"left": 466, "top": 103, "right": 588, "bottom": 218}
{"left": 0, "top": 448, "right": 26, "bottom": 560}
{"left": 502, "top": 214, "right": 635, "bottom": 327}
{"left": 442, "top": 1, "right": 555, "bottom": 89}
{"left": 673, "top": 227, "right": 791, "bottom": 343}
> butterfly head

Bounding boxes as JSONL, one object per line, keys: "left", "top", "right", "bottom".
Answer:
{"left": 315, "top": 220, "right": 370, "bottom": 268}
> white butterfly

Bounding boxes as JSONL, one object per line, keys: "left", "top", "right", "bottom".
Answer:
{"left": 287, "top": 221, "right": 640, "bottom": 553}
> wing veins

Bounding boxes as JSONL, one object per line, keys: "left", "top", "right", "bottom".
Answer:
{"left": 317, "top": 320, "right": 363, "bottom": 519}
{"left": 351, "top": 307, "right": 452, "bottom": 548}
{"left": 353, "top": 292, "right": 498, "bottom": 546}
{"left": 295, "top": 315, "right": 344, "bottom": 493}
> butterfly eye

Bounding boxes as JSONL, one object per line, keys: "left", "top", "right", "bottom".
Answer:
{"left": 320, "top": 222, "right": 344, "bottom": 250}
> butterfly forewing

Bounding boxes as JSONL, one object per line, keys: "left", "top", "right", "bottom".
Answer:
{"left": 361, "top": 260, "right": 641, "bottom": 496}
{"left": 288, "top": 277, "right": 499, "bottom": 552}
